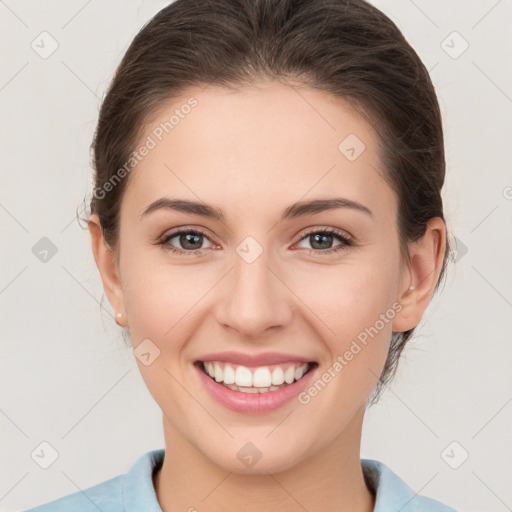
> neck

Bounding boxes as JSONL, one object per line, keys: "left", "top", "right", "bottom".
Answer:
{"left": 153, "top": 406, "right": 375, "bottom": 512}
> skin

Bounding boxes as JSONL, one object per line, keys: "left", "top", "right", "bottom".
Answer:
{"left": 89, "top": 80, "right": 446, "bottom": 512}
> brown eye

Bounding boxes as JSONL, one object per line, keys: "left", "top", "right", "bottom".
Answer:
{"left": 176, "top": 232, "right": 203, "bottom": 250}
{"left": 309, "top": 232, "right": 335, "bottom": 250}
{"left": 159, "top": 229, "right": 214, "bottom": 254}
{"left": 295, "top": 228, "right": 352, "bottom": 254}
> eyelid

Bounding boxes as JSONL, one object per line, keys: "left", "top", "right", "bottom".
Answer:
{"left": 160, "top": 225, "right": 212, "bottom": 241}
{"left": 295, "top": 225, "right": 353, "bottom": 244}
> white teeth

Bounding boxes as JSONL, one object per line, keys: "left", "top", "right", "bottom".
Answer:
{"left": 214, "top": 362, "right": 223, "bottom": 382}
{"left": 239, "top": 386, "right": 258, "bottom": 393}
{"left": 295, "top": 365, "right": 306, "bottom": 380}
{"left": 223, "top": 364, "right": 235, "bottom": 384}
{"left": 252, "top": 367, "right": 272, "bottom": 387}
{"left": 284, "top": 366, "right": 295, "bottom": 384}
{"left": 271, "top": 367, "right": 285, "bottom": 385}
{"left": 201, "top": 361, "right": 311, "bottom": 391}
{"left": 223, "top": 382, "right": 291, "bottom": 393}
{"left": 234, "top": 366, "right": 253, "bottom": 387}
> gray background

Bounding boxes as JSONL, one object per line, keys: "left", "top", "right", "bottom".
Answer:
{"left": 1, "top": 1, "right": 511, "bottom": 511}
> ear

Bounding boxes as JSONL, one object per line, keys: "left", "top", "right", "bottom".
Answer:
{"left": 88, "top": 213, "right": 127, "bottom": 327}
{"left": 392, "top": 217, "right": 447, "bottom": 333}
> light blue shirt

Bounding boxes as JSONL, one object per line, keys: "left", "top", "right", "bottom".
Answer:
{"left": 22, "top": 449, "right": 458, "bottom": 511}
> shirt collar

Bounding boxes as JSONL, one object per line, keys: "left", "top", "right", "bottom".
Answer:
{"left": 123, "top": 448, "right": 165, "bottom": 512}
{"left": 361, "top": 458, "right": 453, "bottom": 511}
{"left": 122, "top": 450, "right": 450, "bottom": 512}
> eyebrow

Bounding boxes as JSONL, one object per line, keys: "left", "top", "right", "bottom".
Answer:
{"left": 140, "top": 197, "right": 373, "bottom": 221}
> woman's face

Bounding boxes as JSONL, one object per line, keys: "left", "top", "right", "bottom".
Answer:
{"left": 93, "top": 80, "right": 418, "bottom": 473}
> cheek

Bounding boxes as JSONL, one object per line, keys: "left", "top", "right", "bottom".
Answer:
{"left": 290, "top": 267, "right": 397, "bottom": 433}
{"left": 120, "top": 245, "right": 210, "bottom": 340}
{"left": 120, "top": 258, "right": 204, "bottom": 418}
{"left": 282, "top": 254, "right": 400, "bottom": 405}
{"left": 287, "top": 255, "right": 400, "bottom": 341}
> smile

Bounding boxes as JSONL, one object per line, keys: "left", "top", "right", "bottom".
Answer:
{"left": 201, "top": 361, "right": 313, "bottom": 393}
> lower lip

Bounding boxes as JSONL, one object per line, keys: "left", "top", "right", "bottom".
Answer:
{"left": 194, "top": 362, "right": 317, "bottom": 414}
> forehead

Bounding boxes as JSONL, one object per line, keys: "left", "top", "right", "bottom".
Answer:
{"left": 121, "top": 80, "right": 396, "bottom": 226}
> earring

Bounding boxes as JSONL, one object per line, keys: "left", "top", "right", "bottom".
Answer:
{"left": 409, "top": 285, "right": 415, "bottom": 291}
{"left": 116, "top": 312, "right": 122, "bottom": 318}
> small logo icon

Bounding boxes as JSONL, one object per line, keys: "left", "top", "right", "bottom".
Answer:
{"left": 338, "top": 134, "right": 366, "bottom": 161}
{"left": 133, "top": 338, "right": 161, "bottom": 366}
{"left": 441, "top": 441, "right": 469, "bottom": 469}
{"left": 32, "top": 237, "right": 58, "bottom": 263}
{"left": 31, "top": 441, "right": 59, "bottom": 469}
{"left": 449, "top": 236, "right": 468, "bottom": 263}
{"left": 237, "top": 442, "right": 262, "bottom": 468}
{"left": 31, "top": 31, "right": 59, "bottom": 59}
{"left": 441, "top": 31, "right": 469, "bottom": 59}
{"left": 236, "top": 236, "right": 263, "bottom": 264}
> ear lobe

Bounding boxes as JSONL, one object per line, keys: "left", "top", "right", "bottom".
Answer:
{"left": 88, "top": 213, "right": 127, "bottom": 326}
{"left": 392, "top": 217, "right": 447, "bottom": 333}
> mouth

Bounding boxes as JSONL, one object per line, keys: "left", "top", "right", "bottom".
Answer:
{"left": 195, "top": 360, "right": 318, "bottom": 394}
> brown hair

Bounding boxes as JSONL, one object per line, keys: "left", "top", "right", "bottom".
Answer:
{"left": 89, "top": 0, "right": 450, "bottom": 405}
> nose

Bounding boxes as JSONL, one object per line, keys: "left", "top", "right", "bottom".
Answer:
{"left": 214, "top": 248, "right": 293, "bottom": 340}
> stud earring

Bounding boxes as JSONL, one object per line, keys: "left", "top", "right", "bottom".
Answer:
{"left": 115, "top": 312, "right": 124, "bottom": 327}
{"left": 409, "top": 285, "right": 415, "bottom": 291}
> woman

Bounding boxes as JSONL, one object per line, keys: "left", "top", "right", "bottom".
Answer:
{"left": 25, "top": 0, "right": 457, "bottom": 510}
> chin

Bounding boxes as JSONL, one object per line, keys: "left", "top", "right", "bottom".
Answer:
{"left": 204, "top": 440, "right": 309, "bottom": 476}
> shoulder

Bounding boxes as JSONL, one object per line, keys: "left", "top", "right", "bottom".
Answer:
{"left": 20, "top": 474, "right": 124, "bottom": 512}
{"left": 361, "top": 458, "right": 459, "bottom": 512}
{"left": 21, "top": 449, "right": 165, "bottom": 512}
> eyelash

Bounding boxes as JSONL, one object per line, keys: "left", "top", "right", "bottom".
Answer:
{"left": 157, "top": 227, "right": 353, "bottom": 257}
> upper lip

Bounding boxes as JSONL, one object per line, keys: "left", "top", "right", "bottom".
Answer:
{"left": 197, "top": 351, "right": 316, "bottom": 367}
